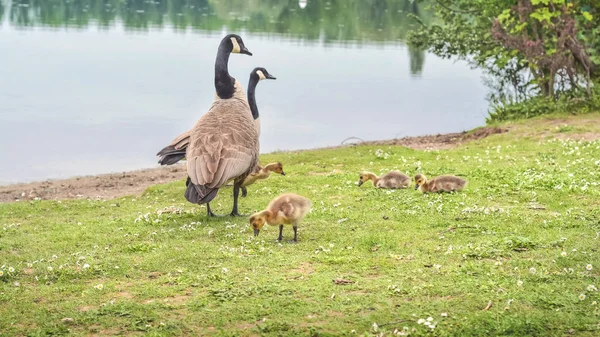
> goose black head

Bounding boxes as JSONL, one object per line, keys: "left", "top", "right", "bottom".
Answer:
{"left": 223, "top": 34, "right": 252, "bottom": 56}
{"left": 252, "top": 67, "right": 276, "bottom": 81}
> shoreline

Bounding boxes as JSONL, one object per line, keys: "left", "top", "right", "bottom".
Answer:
{"left": 0, "top": 127, "right": 507, "bottom": 203}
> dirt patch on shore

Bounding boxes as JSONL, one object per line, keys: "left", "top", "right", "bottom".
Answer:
{"left": 0, "top": 127, "right": 508, "bottom": 203}
{"left": 361, "top": 126, "right": 509, "bottom": 150}
{"left": 0, "top": 164, "right": 187, "bottom": 203}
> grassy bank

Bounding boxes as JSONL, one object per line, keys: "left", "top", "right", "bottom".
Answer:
{"left": 1, "top": 115, "right": 600, "bottom": 336}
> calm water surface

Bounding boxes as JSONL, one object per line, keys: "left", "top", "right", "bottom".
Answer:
{"left": 0, "top": 0, "right": 488, "bottom": 184}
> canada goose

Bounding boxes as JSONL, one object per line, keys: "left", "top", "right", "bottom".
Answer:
{"left": 249, "top": 193, "right": 312, "bottom": 242}
{"left": 241, "top": 162, "right": 285, "bottom": 197}
{"left": 156, "top": 67, "right": 276, "bottom": 166}
{"left": 184, "top": 34, "right": 257, "bottom": 217}
{"left": 358, "top": 171, "right": 411, "bottom": 189}
{"left": 414, "top": 174, "right": 467, "bottom": 193}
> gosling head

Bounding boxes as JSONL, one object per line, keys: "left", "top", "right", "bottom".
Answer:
{"left": 252, "top": 67, "right": 277, "bottom": 81}
{"left": 224, "top": 34, "right": 252, "bottom": 56}
{"left": 267, "top": 162, "right": 285, "bottom": 176}
{"left": 414, "top": 174, "right": 427, "bottom": 190}
{"left": 357, "top": 172, "right": 370, "bottom": 187}
{"left": 249, "top": 211, "right": 270, "bottom": 237}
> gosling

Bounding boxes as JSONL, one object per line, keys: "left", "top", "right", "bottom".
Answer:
{"left": 249, "top": 193, "right": 311, "bottom": 242}
{"left": 241, "top": 162, "right": 285, "bottom": 197}
{"left": 414, "top": 174, "right": 467, "bottom": 193}
{"left": 358, "top": 171, "right": 411, "bottom": 189}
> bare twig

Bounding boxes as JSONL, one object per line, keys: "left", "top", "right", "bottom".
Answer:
{"left": 340, "top": 136, "right": 365, "bottom": 145}
{"left": 333, "top": 279, "right": 355, "bottom": 285}
{"left": 483, "top": 300, "right": 493, "bottom": 311}
{"left": 378, "top": 319, "right": 409, "bottom": 327}
{"left": 448, "top": 225, "right": 478, "bottom": 232}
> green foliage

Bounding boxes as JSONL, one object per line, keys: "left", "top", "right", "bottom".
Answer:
{"left": 409, "top": 0, "right": 600, "bottom": 120}
{"left": 487, "top": 86, "right": 600, "bottom": 122}
{"left": 1, "top": 116, "right": 600, "bottom": 335}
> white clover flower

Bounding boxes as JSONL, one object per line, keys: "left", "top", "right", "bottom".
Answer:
{"left": 441, "top": 312, "right": 448, "bottom": 317}
{"left": 529, "top": 267, "right": 536, "bottom": 274}
{"left": 587, "top": 285, "right": 598, "bottom": 292}
{"left": 47, "top": 266, "right": 53, "bottom": 271}
{"left": 517, "top": 280, "right": 523, "bottom": 287}
{"left": 83, "top": 264, "right": 90, "bottom": 269}
{"left": 561, "top": 251, "right": 567, "bottom": 257}
{"left": 8, "top": 267, "right": 15, "bottom": 273}
{"left": 579, "top": 293, "right": 586, "bottom": 300}
{"left": 586, "top": 264, "right": 593, "bottom": 271}
{"left": 95, "top": 284, "right": 104, "bottom": 290}
{"left": 417, "top": 318, "right": 425, "bottom": 324}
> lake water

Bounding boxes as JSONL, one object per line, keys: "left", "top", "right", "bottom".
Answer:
{"left": 0, "top": 0, "right": 488, "bottom": 184}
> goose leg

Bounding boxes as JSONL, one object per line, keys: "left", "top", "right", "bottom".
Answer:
{"left": 277, "top": 225, "right": 284, "bottom": 241}
{"left": 206, "top": 202, "right": 216, "bottom": 217}
{"left": 292, "top": 225, "right": 298, "bottom": 242}
{"left": 230, "top": 181, "right": 244, "bottom": 217}
{"left": 241, "top": 186, "right": 248, "bottom": 198}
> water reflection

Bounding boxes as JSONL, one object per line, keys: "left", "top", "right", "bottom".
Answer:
{"left": 0, "top": 0, "right": 488, "bottom": 184}
{"left": 4, "top": 0, "right": 430, "bottom": 42}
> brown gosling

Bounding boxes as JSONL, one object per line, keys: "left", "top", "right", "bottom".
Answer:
{"left": 241, "top": 162, "right": 285, "bottom": 197}
{"left": 358, "top": 171, "right": 411, "bottom": 189}
{"left": 249, "top": 193, "right": 311, "bottom": 242}
{"left": 414, "top": 174, "right": 467, "bottom": 193}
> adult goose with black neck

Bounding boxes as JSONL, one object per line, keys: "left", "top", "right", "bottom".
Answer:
{"left": 183, "top": 34, "right": 258, "bottom": 217}
{"left": 156, "top": 66, "right": 276, "bottom": 166}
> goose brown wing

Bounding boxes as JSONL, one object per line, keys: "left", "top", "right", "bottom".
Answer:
{"left": 186, "top": 98, "right": 258, "bottom": 189}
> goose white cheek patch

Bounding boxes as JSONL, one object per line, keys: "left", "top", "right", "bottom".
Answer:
{"left": 231, "top": 37, "right": 241, "bottom": 53}
{"left": 256, "top": 70, "right": 266, "bottom": 80}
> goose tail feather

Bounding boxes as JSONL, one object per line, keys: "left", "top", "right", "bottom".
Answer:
{"left": 185, "top": 177, "right": 219, "bottom": 204}
{"left": 157, "top": 146, "right": 187, "bottom": 165}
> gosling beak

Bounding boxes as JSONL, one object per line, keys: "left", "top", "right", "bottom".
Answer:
{"left": 254, "top": 229, "right": 260, "bottom": 236}
{"left": 266, "top": 74, "right": 276, "bottom": 80}
{"left": 280, "top": 171, "right": 285, "bottom": 176}
{"left": 358, "top": 180, "right": 363, "bottom": 187}
{"left": 414, "top": 184, "right": 419, "bottom": 190}
{"left": 240, "top": 47, "right": 253, "bottom": 56}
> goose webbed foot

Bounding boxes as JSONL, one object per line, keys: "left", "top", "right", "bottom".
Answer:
{"left": 229, "top": 211, "right": 247, "bottom": 217}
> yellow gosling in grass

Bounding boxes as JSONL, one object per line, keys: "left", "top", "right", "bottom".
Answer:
{"left": 249, "top": 193, "right": 311, "bottom": 242}
{"left": 241, "top": 162, "right": 285, "bottom": 197}
{"left": 358, "top": 171, "right": 411, "bottom": 189}
{"left": 414, "top": 174, "right": 467, "bottom": 193}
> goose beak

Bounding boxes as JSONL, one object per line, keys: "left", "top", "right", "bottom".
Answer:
{"left": 266, "top": 74, "right": 276, "bottom": 80}
{"left": 357, "top": 180, "right": 363, "bottom": 187}
{"left": 280, "top": 171, "right": 285, "bottom": 176}
{"left": 240, "top": 47, "right": 253, "bottom": 56}
{"left": 253, "top": 229, "right": 260, "bottom": 236}
{"left": 414, "top": 184, "right": 419, "bottom": 190}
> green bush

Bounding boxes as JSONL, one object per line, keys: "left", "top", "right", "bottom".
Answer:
{"left": 487, "top": 86, "right": 600, "bottom": 123}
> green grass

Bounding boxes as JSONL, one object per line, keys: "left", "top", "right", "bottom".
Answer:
{"left": 1, "top": 116, "right": 600, "bottom": 336}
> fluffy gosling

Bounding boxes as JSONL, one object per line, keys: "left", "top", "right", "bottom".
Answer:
{"left": 241, "top": 162, "right": 285, "bottom": 197}
{"left": 414, "top": 174, "right": 467, "bottom": 193}
{"left": 358, "top": 171, "right": 411, "bottom": 189}
{"left": 249, "top": 193, "right": 311, "bottom": 242}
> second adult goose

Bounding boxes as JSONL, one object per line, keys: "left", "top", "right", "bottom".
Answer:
{"left": 156, "top": 67, "right": 276, "bottom": 166}
{"left": 183, "top": 34, "right": 257, "bottom": 217}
